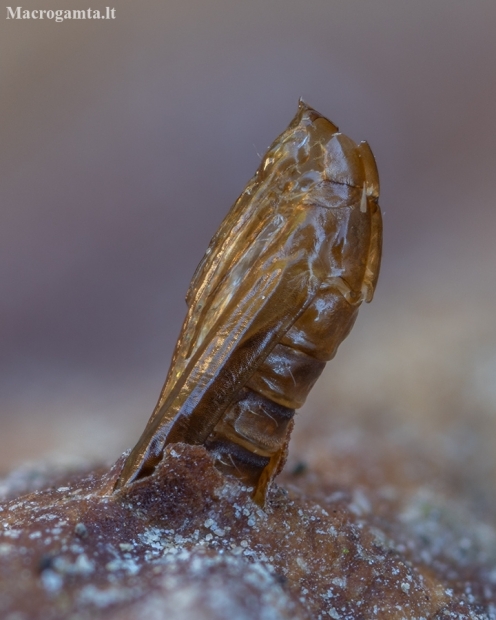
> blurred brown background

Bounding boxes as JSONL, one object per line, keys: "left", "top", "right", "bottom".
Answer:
{"left": 1, "top": 1, "right": 495, "bottom": 510}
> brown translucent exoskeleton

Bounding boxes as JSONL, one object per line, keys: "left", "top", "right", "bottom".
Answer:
{"left": 114, "top": 101, "right": 382, "bottom": 505}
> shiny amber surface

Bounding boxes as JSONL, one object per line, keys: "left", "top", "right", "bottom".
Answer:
{"left": 115, "top": 101, "right": 383, "bottom": 503}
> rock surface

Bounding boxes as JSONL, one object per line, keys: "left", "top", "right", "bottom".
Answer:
{"left": 1, "top": 443, "right": 495, "bottom": 619}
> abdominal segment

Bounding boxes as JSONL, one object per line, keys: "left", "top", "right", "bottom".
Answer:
{"left": 204, "top": 388, "right": 295, "bottom": 486}
{"left": 203, "top": 331, "right": 329, "bottom": 490}
{"left": 203, "top": 288, "right": 358, "bottom": 494}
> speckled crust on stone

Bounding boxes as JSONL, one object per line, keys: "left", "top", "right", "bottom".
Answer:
{"left": 0, "top": 444, "right": 495, "bottom": 619}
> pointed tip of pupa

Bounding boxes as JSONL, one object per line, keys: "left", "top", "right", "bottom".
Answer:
{"left": 295, "top": 99, "right": 339, "bottom": 133}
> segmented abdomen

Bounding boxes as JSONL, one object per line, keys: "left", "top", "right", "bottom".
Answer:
{"left": 204, "top": 283, "right": 361, "bottom": 490}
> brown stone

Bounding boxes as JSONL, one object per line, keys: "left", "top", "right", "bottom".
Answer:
{"left": 1, "top": 443, "right": 494, "bottom": 619}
